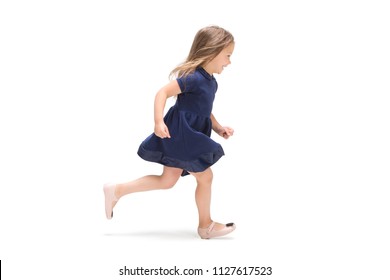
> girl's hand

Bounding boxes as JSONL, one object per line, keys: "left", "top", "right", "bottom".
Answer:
{"left": 216, "top": 126, "right": 234, "bottom": 139}
{"left": 154, "top": 121, "right": 171, "bottom": 139}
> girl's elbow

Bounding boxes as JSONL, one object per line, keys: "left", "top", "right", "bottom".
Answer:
{"left": 156, "top": 89, "right": 168, "bottom": 100}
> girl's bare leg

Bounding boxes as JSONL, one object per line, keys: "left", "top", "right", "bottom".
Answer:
{"left": 110, "top": 166, "right": 182, "bottom": 210}
{"left": 191, "top": 168, "right": 229, "bottom": 231}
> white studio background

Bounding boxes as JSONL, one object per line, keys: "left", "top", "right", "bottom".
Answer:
{"left": 0, "top": 0, "right": 389, "bottom": 279}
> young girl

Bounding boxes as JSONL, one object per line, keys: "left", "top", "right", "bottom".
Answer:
{"left": 104, "top": 25, "right": 236, "bottom": 239}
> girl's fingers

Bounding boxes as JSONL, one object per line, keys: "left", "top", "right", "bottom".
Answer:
{"left": 165, "top": 127, "right": 171, "bottom": 138}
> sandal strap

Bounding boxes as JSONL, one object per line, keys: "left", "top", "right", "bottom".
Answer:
{"left": 206, "top": 222, "right": 216, "bottom": 233}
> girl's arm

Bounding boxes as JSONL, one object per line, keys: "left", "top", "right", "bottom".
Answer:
{"left": 210, "top": 113, "right": 234, "bottom": 139}
{"left": 154, "top": 80, "right": 181, "bottom": 138}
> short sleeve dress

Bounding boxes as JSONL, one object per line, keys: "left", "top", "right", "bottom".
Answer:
{"left": 137, "top": 67, "right": 225, "bottom": 176}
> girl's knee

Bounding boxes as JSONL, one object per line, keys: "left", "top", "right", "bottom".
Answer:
{"left": 193, "top": 168, "right": 213, "bottom": 184}
{"left": 159, "top": 169, "right": 181, "bottom": 189}
{"left": 159, "top": 178, "right": 177, "bottom": 189}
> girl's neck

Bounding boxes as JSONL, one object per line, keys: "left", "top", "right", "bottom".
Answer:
{"left": 202, "top": 65, "right": 213, "bottom": 76}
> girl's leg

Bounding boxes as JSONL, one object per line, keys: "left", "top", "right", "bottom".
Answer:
{"left": 191, "top": 168, "right": 235, "bottom": 237}
{"left": 115, "top": 166, "right": 182, "bottom": 199}
{"left": 191, "top": 168, "right": 213, "bottom": 228}
{"left": 104, "top": 166, "right": 182, "bottom": 219}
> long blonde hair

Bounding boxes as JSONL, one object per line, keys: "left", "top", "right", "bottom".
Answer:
{"left": 169, "top": 25, "right": 234, "bottom": 79}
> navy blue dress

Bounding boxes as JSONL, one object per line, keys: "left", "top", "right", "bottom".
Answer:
{"left": 137, "top": 67, "right": 225, "bottom": 176}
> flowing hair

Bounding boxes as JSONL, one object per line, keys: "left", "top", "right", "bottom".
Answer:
{"left": 169, "top": 25, "right": 234, "bottom": 79}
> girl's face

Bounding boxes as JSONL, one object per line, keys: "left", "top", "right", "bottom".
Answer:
{"left": 204, "top": 42, "right": 235, "bottom": 75}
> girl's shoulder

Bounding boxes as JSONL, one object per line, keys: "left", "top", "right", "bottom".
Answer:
{"left": 177, "top": 69, "right": 200, "bottom": 91}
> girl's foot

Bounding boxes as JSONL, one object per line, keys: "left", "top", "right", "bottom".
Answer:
{"left": 103, "top": 183, "right": 118, "bottom": 219}
{"left": 198, "top": 221, "right": 236, "bottom": 239}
